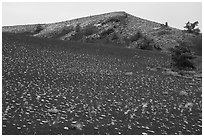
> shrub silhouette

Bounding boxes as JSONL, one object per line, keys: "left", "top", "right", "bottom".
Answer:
{"left": 139, "top": 36, "right": 154, "bottom": 50}
{"left": 52, "top": 26, "right": 74, "bottom": 39}
{"left": 165, "top": 22, "right": 168, "bottom": 27}
{"left": 189, "top": 34, "right": 202, "bottom": 56}
{"left": 184, "top": 21, "right": 200, "bottom": 35}
{"left": 83, "top": 25, "right": 98, "bottom": 36}
{"left": 171, "top": 42, "right": 196, "bottom": 70}
{"left": 100, "top": 28, "right": 115, "bottom": 38}
{"left": 129, "top": 31, "right": 143, "bottom": 42}
{"left": 70, "top": 24, "right": 83, "bottom": 41}
{"left": 111, "top": 32, "right": 118, "bottom": 40}
{"left": 127, "top": 31, "right": 155, "bottom": 50}
{"left": 35, "top": 24, "right": 44, "bottom": 34}
{"left": 75, "top": 24, "right": 81, "bottom": 33}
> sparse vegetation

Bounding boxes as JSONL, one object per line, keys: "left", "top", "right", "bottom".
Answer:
{"left": 69, "top": 24, "right": 84, "bottom": 41}
{"left": 75, "top": 23, "right": 81, "bottom": 33}
{"left": 52, "top": 26, "right": 74, "bottom": 39}
{"left": 157, "top": 30, "right": 172, "bottom": 36}
{"left": 83, "top": 24, "right": 98, "bottom": 36}
{"left": 101, "top": 15, "right": 126, "bottom": 25}
{"left": 171, "top": 41, "right": 196, "bottom": 70}
{"left": 110, "top": 32, "right": 118, "bottom": 40}
{"left": 128, "top": 32, "right": 155, "bottom": 50}
{"left": 139, "top": 36, "right": 155, "bottom": 50}
{"left": 165, "top": 22, "right": 168, "bottom": 27}
{"left": 34, "top": 24, "right": 44, "bottom": 34}
{"left": 100, "top": 28, "right": 115, "bottom": 38}
{"left": 102, "top": 17, "right": 120, "bottom": 25}
{"left": 129, "top": 31, "right": 144, "bottom": 42}
{"left": 189, "top": 34, "right": 202, "bottom": 56}
{"left": 184, "top": 21, "right": 200, "bottom": 35}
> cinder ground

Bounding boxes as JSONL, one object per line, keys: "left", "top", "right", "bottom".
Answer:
{"left": 2, "top": 33, "right": 202, "bottom": 135}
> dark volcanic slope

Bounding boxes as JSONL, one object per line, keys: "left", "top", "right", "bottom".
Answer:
{"left": 2, "top": 11, "right": 197, "bottom": 51}
{"left": 2, "top": 33, "right": 202, "bottom": 135}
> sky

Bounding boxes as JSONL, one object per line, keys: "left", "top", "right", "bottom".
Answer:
{"left": 2, "top": 2, "right": 202, "bottom": 30}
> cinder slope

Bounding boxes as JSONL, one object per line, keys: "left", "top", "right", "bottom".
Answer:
{"left": 2, "top": 11, "right": 197, "bottom": 52}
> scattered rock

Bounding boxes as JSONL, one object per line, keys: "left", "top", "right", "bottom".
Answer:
{"left": 182, "top": 76, "right": 193, "bottom": 79}
{"left": 124, "top": 109, "right": 130, "bottom": 115}
{"left": 146, "top": 66, "right": 151, "bottom": 70}
{"left": 94, "top": 126, "right": 99, "bottom": 130}
{"left": 128, "top": 124, "right": 132, "bottom": 129}
{"left": 2, "top": 125, "right": 7, "bottom": 128}
{"left": 142, "top": 132, "right": 148, "bottom": 135}
{"left": 155, "top": 66, "right": 163, "bottom": 70}
{"left": 48, "top": 108, "right": 59, "bottom": 113}
{"left": 146, "top": 67, "right": 157, "bottom": 71}
{"left": 71, "top": 121, "right": 83, "bottom": 130}
{"left": 125, "top": 72, "right": 133, "bottom": 76}
{"left": 150, "top": 68, "right": 157, "bottom": 71}
{"left": 194, "top": 78, "right": 202, "bottom": 81}
{"left": 178, "top": 131, "right": 183, "bottom": 135}
{"left": 194, "top": 73, "right": 202, "bottom": 80}
{"left": 184, "top": 70, "right": 196, "bottom": 74}
{"left": 142, "top": 102, "right": 148, "bottom": 108}
{"left": 163, "top": 91, "right": 168, "bottom": 95}
{"left": 184, "top": 102, "right": 193, "bottom": 110}
{"left": 198, "top": 87, "right": 202, "bottom": 92}
{"left": 64, "top": 127, "right": 69, "bottom": 130}
{"left": 163, "top": 69, "right": 179, "bottom": 76}
{"left": 179, "top": 90, "right": 188, "bottom": 96}
{"left": 194, "top": 73, "right": 202, "bottom": 78}
{"left": 36, "top": 95, "right": 41, "bottom": 100}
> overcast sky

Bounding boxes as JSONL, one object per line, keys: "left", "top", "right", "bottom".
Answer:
{"left": 2, "top": 2, "right": 202, "bottom": 30}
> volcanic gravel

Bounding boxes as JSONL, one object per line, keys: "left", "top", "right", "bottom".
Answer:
{"left": 2, "top": 34, "right": 202, "bottom": 135}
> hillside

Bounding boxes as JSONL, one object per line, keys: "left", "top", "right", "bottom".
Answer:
{"left": 2, "top": 11, "right": 200, "bottom": 52}
{"left": 2, "top": 33, "right": 202, "bottom": 135}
